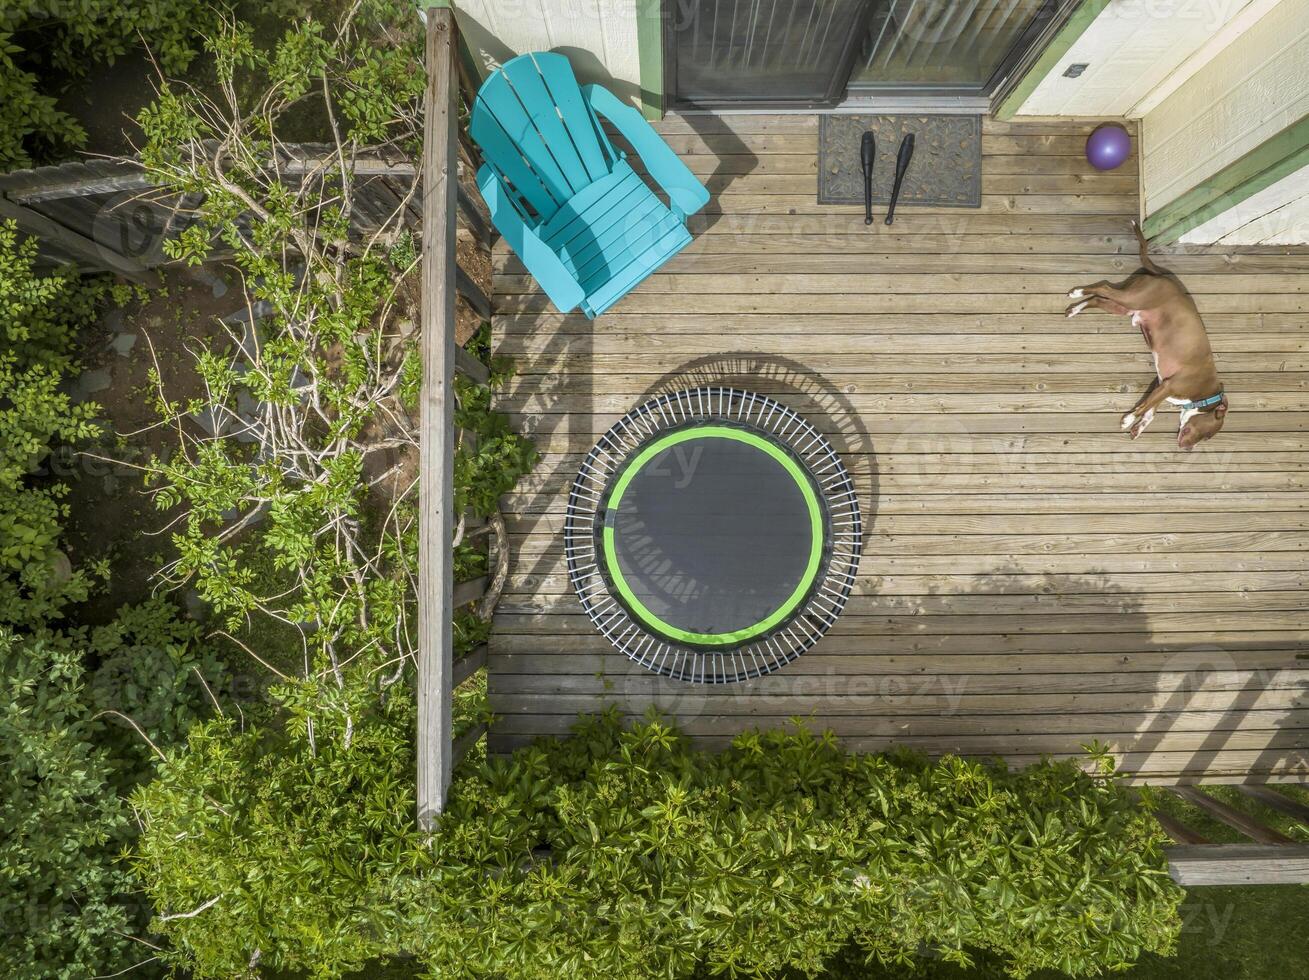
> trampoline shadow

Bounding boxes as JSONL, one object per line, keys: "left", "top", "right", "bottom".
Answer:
{"left": 631, "top": 351, "right": 880, "bottom": 542}
{"left": 608, "top": 562, "right": 1309, "bottom": 783}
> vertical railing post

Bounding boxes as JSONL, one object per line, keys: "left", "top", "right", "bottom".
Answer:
{"left": 417, "top": 2, "right": 459, "bottom": 830}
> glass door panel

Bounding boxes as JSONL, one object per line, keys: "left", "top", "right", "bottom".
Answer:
{"left": 851, "top": 0, "right": 1054, "bottom": 92}
{"left": 668, "top": 0, "right": 876, "bottom": 108}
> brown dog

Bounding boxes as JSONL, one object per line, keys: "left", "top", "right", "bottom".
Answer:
{"left": 1065, "top": 221, "right": 1228, "bottom": 451}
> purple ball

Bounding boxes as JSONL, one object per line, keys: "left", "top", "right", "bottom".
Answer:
{"left": 1086, "top": 123, "right": 1132, "bottom": 171}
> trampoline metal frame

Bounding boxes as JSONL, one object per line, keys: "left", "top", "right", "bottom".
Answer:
{"left": 565, "top": 386, "right": 863, "bottom": 684}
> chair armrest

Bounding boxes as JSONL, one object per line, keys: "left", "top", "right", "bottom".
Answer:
{"left": 477, "top": 166, "right": 585, "bottom": 314}
{"left": 581, "top": 84, "right": 710, "bottom": 220}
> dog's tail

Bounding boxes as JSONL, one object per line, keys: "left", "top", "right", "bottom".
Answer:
{"left": 1133, "top": 219, "right": 1164, "bottom": 274}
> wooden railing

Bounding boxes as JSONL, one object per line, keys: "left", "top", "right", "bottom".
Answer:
{"left": 0, "top": 1, "right": 495, "bottom": 830}
{"left": 1158, "top": 786, "right": 1309, "bottom": 885}
{"left": 0, "top": 146, "right": 441, "bottom": 285}
{"left": 416, "top": 2, "right": 497, "bottom": 828}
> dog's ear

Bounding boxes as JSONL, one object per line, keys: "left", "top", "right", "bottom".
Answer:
{"left": 1215, "top": 401, "right": 1229, "bottom": 420}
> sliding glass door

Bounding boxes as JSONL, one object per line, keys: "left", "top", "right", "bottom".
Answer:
{"left": 665, "top": 0, "right": 877, "bottom": 109}
{"left": 665, "top": 0, "right": 1058, "bottom": 108}
{"left": 850, "top": 0, "right": 1056, "bottom": 93}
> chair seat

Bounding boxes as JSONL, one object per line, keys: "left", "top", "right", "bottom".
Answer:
{"left": 541, "top": 160, "right": 692, "bottom": 317}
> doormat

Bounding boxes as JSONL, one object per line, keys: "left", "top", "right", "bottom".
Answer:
{"left": 818, "top": 114, "right": 981, "bottom": 208}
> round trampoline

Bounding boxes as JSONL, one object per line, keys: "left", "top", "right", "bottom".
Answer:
{"left": 566, "top": 387, "right": 862, "bottom": 683}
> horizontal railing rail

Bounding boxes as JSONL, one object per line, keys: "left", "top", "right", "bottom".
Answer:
{"left": 1158, "top": 785, "right": 1309, "bottom": 885}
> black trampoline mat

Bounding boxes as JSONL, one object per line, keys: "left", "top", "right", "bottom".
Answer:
{"left": 600, "top": 426, "right": 826, "bottom": 645}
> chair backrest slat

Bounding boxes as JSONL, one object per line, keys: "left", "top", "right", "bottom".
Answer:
{"left": 525, "top": 53, "right": 613, "bottom": 184}
{"left": 469, "top": 99, "right": 561, "bottom": 220}
{"left": 471, "top": 53, "right": 616, "bottom": 224}
{"left": 480, "top": 76, "right": 574, "bottom": 206}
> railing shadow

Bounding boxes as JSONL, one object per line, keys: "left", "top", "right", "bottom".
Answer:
{"left": 568, "top": 561, "right": 1308, "bottom": 784}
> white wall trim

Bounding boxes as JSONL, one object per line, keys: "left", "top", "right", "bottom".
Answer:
{"left": 1015, "top": 0, "right": 1266, "bottom": 119}
{"left": 1179, "top": 161, "right": 1309, "bottom": 243}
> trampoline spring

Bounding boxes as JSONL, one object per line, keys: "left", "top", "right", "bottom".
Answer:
{"left": 614, "top": 622, "right": 641, "bottom": 653}
{"left": 810, "top": 595, "right": 844, "bottom": 618}
{"left": 744, "top": 389, "right": 760, "bottom": 422}
{"left": 651, "top": 642, "right": 671, "bottom": 674}
{"left": 566, "top": 385, "right": 863, "bottom": 684}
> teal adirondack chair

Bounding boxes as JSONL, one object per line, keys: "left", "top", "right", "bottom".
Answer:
{"left": 470, "top": 52, "right": 710, "bottom": 318}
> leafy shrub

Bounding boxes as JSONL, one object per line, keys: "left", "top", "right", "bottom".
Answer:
{"left": 134, "top": 6, "right": 531, "bottom": 688}
{"left": 132, "top": 682, "right": 422, "bottom": 978}
{"left": 0, "top": 218, "right": 226, "bottom": 977}
{"left": 0, "top": 0, "right": 219, "bottom": 169}
{"left": 0, "top": 603, "right": 227, "bottom": 979}
{"left": 454, "top": 370, "right": 538, "bottom": 520}
{"left": 133, "top": 709, "right": 1183, "bottom": 979}
{"left": 0, "top": 219, "right": 106, "bottom": 625}
{"left": 0, "top": 629, "right": 135, "bottom": 979}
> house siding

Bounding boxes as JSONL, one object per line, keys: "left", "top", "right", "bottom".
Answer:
{"left": 452, "top": 0, "right": 643, "bottom": 107}
{"left": 1180, "top": 162, "right": 1309, "bottom": 244}
{"left": 1142, "top": 0, "right": 1309, "bottom": 216}
{"left": 1012, "top": 0, "right": 1262, "bottom": 118}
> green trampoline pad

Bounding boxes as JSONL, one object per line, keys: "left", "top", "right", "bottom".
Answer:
{"left": 600, "top": 426, "right": 828, "bottom": 647}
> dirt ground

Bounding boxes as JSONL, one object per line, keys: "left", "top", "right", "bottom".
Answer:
{"left": 63, "top": 265, "right": 245, "bottom": 622}
{"left": 456, "top": 229, "right": 490, "bottom": 346}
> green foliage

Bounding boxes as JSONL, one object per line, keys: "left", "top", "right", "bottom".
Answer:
{"left": 132, "top": 676, "right": 423, "bottom": 978}
{"left": 0, "top": 628, "right": 136, "bottom": 979}
{"left": 0, "top": 0, "right": 219, "bottom": 169}
{"left": 133, "top": 709, "right": 1183, "bottom": 980}
{"left": 455, "top": 372, "right": 539, "bottom": 519}
{"left": 134, "top": 8, "right": 532, "bottom": 684}
{"left": 0, "top": 606, "right": 226, "bottom": 979}
{"left": 0, "top": 218, "right": 226, "bottom": 976}
{"left": 0, "top": 220, "right": 104, "bottom": 626}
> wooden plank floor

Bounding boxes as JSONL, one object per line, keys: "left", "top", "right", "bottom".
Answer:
{"left": 487, "top": 114, "right": 1309, "bottom": 784}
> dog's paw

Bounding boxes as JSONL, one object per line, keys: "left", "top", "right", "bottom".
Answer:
{"left": 1121, "top": 412, "right": 1137, "bottom": 430}
{"left": 1068, "top": 288, "right": 1086, "bottom": 299}
{"left": 1127, "top": 408, "right": 1155, "bottom": 439}
{"left": 1066, "top": 300, "right": 1089, "bottom": 318}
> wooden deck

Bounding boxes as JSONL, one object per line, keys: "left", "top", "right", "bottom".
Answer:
{"left": 487, "top": 114, "right": 1309, "bottom": 783}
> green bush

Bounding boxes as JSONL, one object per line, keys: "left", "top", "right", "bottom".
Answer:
{"left": 0, "top": 218, "right": 226, "bottom": 977}
{"left": 0, "top": 628, "right": 135, "bottom": 978}
{"left": 132, "top": 680, "right": 422, "bottom": 977}
{"left": 133, "top": 708, "right": 1183, "bottom": 979}
{"left": 132, "top": 8, "right": 532, "bottom": 680}
{"left": 0, "top": 220, "right": 107, "bottom": 626}
{"left": 0, "top": 606, "right": 225, "bottom": 979}
{"left": 0, "top": 0, "right": 219, "bottom": 169}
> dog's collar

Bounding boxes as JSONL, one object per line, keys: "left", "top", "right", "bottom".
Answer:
{"left": 1176, "top": 391, "right": 1224, "bottom": 412}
